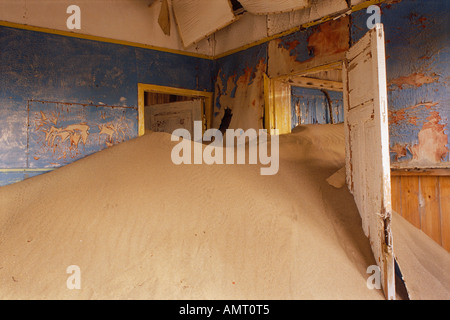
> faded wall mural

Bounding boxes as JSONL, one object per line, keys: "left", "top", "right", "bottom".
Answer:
{"left": 0, "top": 25, "right": 212, "bottom": 186}
{"left": 28, "top": 100, "right": 136, "bottom": 168}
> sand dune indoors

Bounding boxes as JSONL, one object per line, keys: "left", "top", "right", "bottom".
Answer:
{"left": 0, "top": 124, "right": 447, "bottom": 299}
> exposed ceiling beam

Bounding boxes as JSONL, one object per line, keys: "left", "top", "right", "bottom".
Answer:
{"left": 287, "top": 76, "right": 343, "bottom": 92}
{"left": 238, "top": 0, "right": 310, "bottom": 15}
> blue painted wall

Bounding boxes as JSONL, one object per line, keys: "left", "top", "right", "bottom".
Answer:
{"left": 291, "top": 87, "right": 344, "bottom": 128}
{"left": 212, "top": 15, "right": 349, "bottom": 131}
{"left": 0, "top": 26, "right": 213, "bottom": 186}
{"left": 351, "top": 0, "right": 449, "bottom": 165}
{"left": 213, "top": 0, "right": 449, "bottom": 166}
{"left": 212, "top": 0, "right": 449, "bottom": 166}
{"left": 2, "top": 0, "right": 448, "bottom": 186}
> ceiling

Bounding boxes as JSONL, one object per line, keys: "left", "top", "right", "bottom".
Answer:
{"left": 156, "top": 0, "right": 312, "bottom": 48}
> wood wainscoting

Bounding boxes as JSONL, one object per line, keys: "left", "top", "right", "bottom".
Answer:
{"left": 391, "top": 169, "right": 450, "bottom": 252}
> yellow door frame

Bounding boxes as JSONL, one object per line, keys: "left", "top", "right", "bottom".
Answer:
{"left": 138, "top": 83, "right": 214, "bottom": 136}
{"left": 263, "top": 73, "right": 275, "bottom": 134}
{"left": 264, "top": 74, "right": 291, "bottom": 135}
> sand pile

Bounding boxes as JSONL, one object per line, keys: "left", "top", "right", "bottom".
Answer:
{"left": 0, "top": 123, "right": 447, "bottom": 299}
{"left": 392, "top": 211, "right": 450, "bottom": 300}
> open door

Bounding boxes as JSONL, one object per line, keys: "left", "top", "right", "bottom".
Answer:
{"left": 145, "top": 99, "right": 203, "bottom": 137}
{"left": 343, "top": 24, "right": 395, "bottom": 299}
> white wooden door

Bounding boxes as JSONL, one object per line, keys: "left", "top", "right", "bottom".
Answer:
{"left": 145, "top": 99, "right": 203, "bottom": 137}
{"left": 343, "top": 24, "right": 395, "bottom": 299}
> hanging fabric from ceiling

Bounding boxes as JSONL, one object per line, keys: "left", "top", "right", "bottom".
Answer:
{"left": 172, "top": 0, "right": 236, "bottom": 48}
{"left": 158, "top": 0, "right": 171, "bottom": 36}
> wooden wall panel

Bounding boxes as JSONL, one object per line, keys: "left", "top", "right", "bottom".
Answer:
{"left": 391, "top": 175, "right": 402, "bottom": 216}
{"left": 420, "top": 176, "right": 442, "bottom": 245}
{"left": 145, "top": 92, "right": 194, "bottom": 106}
{"left": 391, "top": 173, "right": 450, "bottom": 252}
{"left": 400, "top": 176, "right": 421, "bottom": 229}
{"left": 440, "top": 177, "right": 450, "bottom": 252}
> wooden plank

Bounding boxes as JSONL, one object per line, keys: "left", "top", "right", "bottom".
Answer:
{"left": 347, "top": 49, "right": 374, "bottom": 108}
{"left": 263, "top": 73, "right": 275, "bottom": 131}
{"left": 346, "top": 100, "right": 374, "bottom": 124}
{"left": 419, "top": 176, "right": 442, "bottom": 245}
{"left": 287, "top": 76, "right": 343, "bottom": 92}
{"left": 439, "top": 176, "right": 450, "bottom": 252}
{"left": 0, "top": 168, "right": 54, "bottom": 172}
{"left": 273, "top": 80, "right": 292, "bottom": 134}
{"left": 391, "top": 176, "right": 402, "bottom": 216}
{"left": 344, "top": 25, "right": 394, "bottom": 300}
{"left": 401, "top": 176, "right": 421, "bottom": 229}
{"left": 308, "top": 69, "right": 343, "bottom": 82}
{"left": 138, "top": 85, "right": 145, "bottom": 136}
{"left": 391, "top": 168, "right": 450, "bottom": 177}
{"left": 158, "top": 0, "right": 171, "bottom": 36}
{"left": 238, "top": 0, "right": 309, "bottom": 15}
{"left": 269, "top": 50, "right": 345, "bottom": 79}
{"left": 172, "top": 0, "right": 236, "bottom": 48}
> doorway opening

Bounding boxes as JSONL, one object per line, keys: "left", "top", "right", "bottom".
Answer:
{"left": 264, "top": 61, "right": 344, "bottom": 134}
{"left": 288, "top": 67, "right": 344, "bottom": 128}
{"left": 137, "top": 83, "right": 213, "bottom": 137}
{"left": 264, "top": 25, "right": 397, "bottom": 300}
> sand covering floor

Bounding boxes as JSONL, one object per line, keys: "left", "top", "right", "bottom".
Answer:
{"left": 0, "top": 124, "right": 448, "bottom": 299}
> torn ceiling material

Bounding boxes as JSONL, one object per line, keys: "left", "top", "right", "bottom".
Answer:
{"left": 238, "top": 0, "right": 310, "bottom": 15}
{"left": 158, "top": 0, "right": 171, "bottom": 36}
{"left": 172, "top": 0, "right": 237, "bottom": 48}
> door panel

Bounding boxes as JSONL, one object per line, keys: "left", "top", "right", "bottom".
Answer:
{"left": 145, "top": 100, "right": 203, "bottom": 137}
{"left": 343, "top": 24, "right": 395, "bottom": 299}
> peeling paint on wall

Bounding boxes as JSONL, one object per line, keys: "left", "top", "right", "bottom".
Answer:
{"left": 410, "top": 111, "right": 449, "bottom": 164}
{"left": 213, "top": 15, "right": 350, "bottom": 132}
{"left": 352, "top": 0, "right": 449, "bottom": 167}
{"left": 390, "top": 143, "right": 408, "bottom": 161}
{"left": 388, "top": 101, "right": 438, "bottom": 126}
{"left": 306, "top": 16, "right": 350, "bottom": 58}
{"left": 268, "top": 16, "right": 349, "bottom": 78}
{"left": 388, "top": 102, "right": 448, "bottom": 164}
{"left": 213, "top": 45, "right": 267, "bottom": 131}
{"left": 0, "top": 25, "right": 212, "bottom": 186}
{"left": 389, "top": 72, "right": 439, "bottom": 90}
